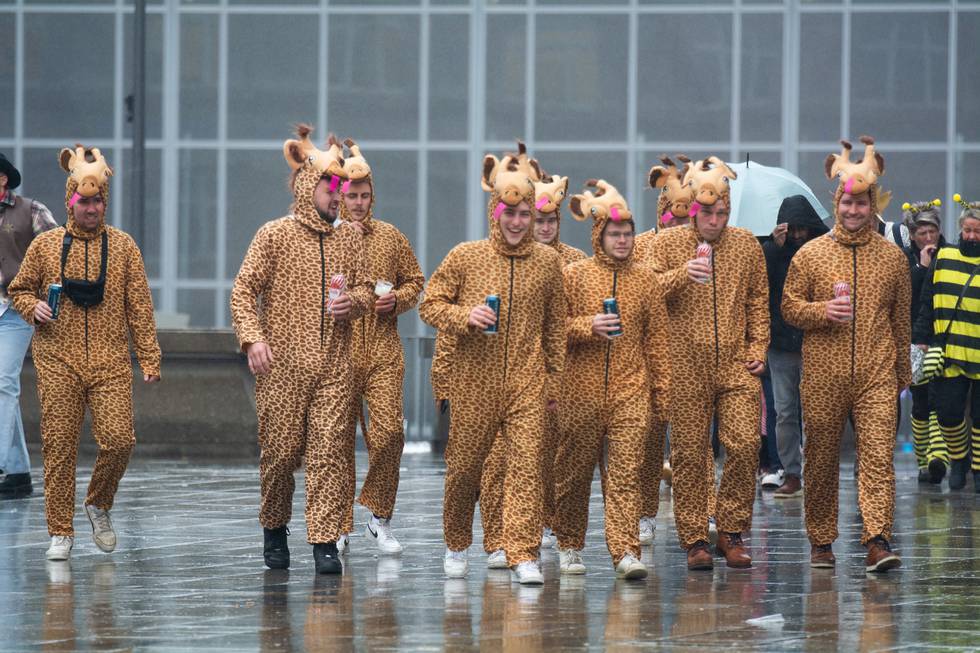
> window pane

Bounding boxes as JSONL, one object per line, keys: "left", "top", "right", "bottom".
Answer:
{"left": 123, "top": 13, "right": 164, "bottom": 140}
{"left": 850, "top": 12, "right": 948, "bottom": 142}
{"left": 637, "top": 14, "right": 732, "bottom": 143}
{"left": 366, "top": 150, "right": 418, "bottom": 251}
{"left": 0, "top": 14, "right": 14, "bottom": 136}
{"left": 738, "top": 151, "right": 781, "bottom": 167}
{"left": 227, "top": 15, "right": 318, "bottom": 139}
{"left": 177, "top": 289, "right": 216, "bottom": 328}
{"left": 121, "top": 148, "right": 163, "bottom": 279}
{"left": 535, "top": 15, "right": 628, "bottom": 142}
{"left": 179, "top": 14, "right": 219, "bottom": 139}
{"left": 956, "top": 14, "right": 980, "bottom": 143}
{"left": 486, "top": 14, "right": 525, "bottom": 141}
{"left": 328, "top": 15, "right": 420, "bottom": 140}
{"left": 953, "top": 154, "right": 980, "bottom": 243}
{"left": 24, "top": 14, "right": 115, "bottom": 138}
{"left": 531, "top": 150, "right": 626, "bottom": 254}
{"left": 429, "top": 15, "right": 469, "bottom": 141}
{"left": 799, "top": 14, "right": 841, "bottom": 142}
{"left": 225, "top": 148, "right": 293, "bottom": 278}
{"left": 18, "top": 147, "right": 74, "bottom": 226}
{"left": 741, "top": 14, "right": 782, "bottom": 142}
{"left": 177, "top": 149, "right": 217, "bottom": 279}
{"left": 879, "top": 151, "right": 945, "bottom": 224}
{"left": 426, "top": 151, "right": 468, "bottom": 280}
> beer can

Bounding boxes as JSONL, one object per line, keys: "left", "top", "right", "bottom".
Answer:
{"left": 695, "top": 242, "right": 713, "bottom": 259}
{"left": 833, "top": 281, "right": 851, "bottom": 299}
{"left": 46, "top": 283, "right": 62, "bottom": 320}
{"left": 603, "top": 297, "right": 623, "bottom": 337}
{"left": 484, "top": 295, "right": 500, "bottom": 335}
{"left": 327, "top": 273, "right": 346, "bottom": 312}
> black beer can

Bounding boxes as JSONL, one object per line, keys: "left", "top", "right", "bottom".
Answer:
{"left": 603, "top": 297, "right": 623, "bottom": 337}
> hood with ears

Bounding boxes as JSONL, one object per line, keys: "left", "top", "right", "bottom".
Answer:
{"left": 534, "top": 174, "right": 569, "bottom": 247}
{"left": 60, "top": 145, "right": 113, "bottom": 239}
{"left": 338, "top": 137, "right": 376, "bottom": 228}
{"left": 682, "top": 155, "right": 737, "bottom": 209}
{"left": 649, "top": 154, "right": 695, "bottom": 228}
{"left": 569, "top": 179, "right": 634, "bottom": 269}
{"left": 282, "top": 124, "right": 346, "bottom": 234}
{"left": 481, "top": 140, "right": 542, "bottom": 208}
{"left": 824, "top": 135, "right": 884, "bottom": 197}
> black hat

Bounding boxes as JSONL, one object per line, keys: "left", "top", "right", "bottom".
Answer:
{"left": 0, "top": 153, "right": 21, "bottom": 190}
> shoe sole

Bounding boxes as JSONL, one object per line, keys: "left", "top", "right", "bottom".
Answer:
{"left": 616, "top": 567, "right": 648, "bottom": 580}
{"left": 560, "top": 565, "right": 586, "bottom": 575}
{"left": 638, "top": 536, "right": 653, "bottom": 546}
{"left": 46, "top": 550, "right": 71, "bottom": 561}
{"left": 687, "top": 562, "right": 714, "bottom": 571}
{"left": 866, "top": 555, "right": 901, "bottom": 573}
{"left": 810, "top": 561, "right": 835, "bottom": 568}
{"left": 773, "top": 490, "right": 803, "bottom": 499}
{"left": 444, "top": 566, "right": 468, "bottom": 579}
{"left": 487, "top": 560, "right": 509, "bottom": 570}
{"left": 514, "top": 575, "right": 544, "bottom": 585}
{"left": 364, "top": 525, "right": 403, "bottom": 555}
{"left": 316, "top": 563, "right": 343, "bottom": 575}
{"left": 264, "top": 558, "right": 290, "bottom": 570}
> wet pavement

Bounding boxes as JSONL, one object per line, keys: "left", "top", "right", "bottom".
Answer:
{"left": 1, "top": 453, "right": 978, "bottom": 651}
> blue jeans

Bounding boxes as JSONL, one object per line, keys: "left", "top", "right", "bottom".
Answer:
{"left": 0, "top": 308, "right": 34, "bottom": 474}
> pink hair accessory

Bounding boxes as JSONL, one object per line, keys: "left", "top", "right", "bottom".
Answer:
{"left": 660, "top": 211, "right": 674, "bottom": 225}
{"left": 843, "top": 177, "right": 855, "bottom": 194}
{"left": 492, "top": 201, "right": 506, "bottom": 220}
{"left": 341, "top": 179, "right": 351, "bottom": 194}
{"left": 688, "top": 202, "right": 701, "bottom": 217}
{"left": 68, "top": 192, "right": 82, "bottom": 208}
{"left": 610, "top": 206, "right": 621, "bottom": 221}
{"left": 328, "top": 175, "right": 340, "bottom": 192}
{"left": 535, "top": 196, "right": 549, "bottom": 210}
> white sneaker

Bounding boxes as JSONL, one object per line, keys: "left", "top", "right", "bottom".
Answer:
{"left": 615, "top": 553, "right": 648, "bottom": 580}
{"left": 708, "top": 517, "right": 719, "bottom": 547}
{"left": 487, "top": 549, "right": 509, "bottom": 569}
{"left": 558, "top": 548, "right": 586, "bottom": 575}
{"left": 511, "top": 560, "right": 544, "bottom": 585}
{"left": 45, "top": 535, "right": 74, "bottom": 561}
{"left": 760, "top": 469, "right": 785, "bottom": 489}
{"left": 540, "top": 527, "right": 557, "bottom": 549}
{"left": 444, "top": 548, "right": 468, "bottom": 578}
{"left": 639, "top": 517, "right": 656, "bottom": 545}
{"left": 366, "top": 516, "right": 403, "bottom": 554}
{"left": 85, "top": 504, "right": 116, "bottom": 553}
{"left": 337, "top": 533, "right": 350, "bottom": 555}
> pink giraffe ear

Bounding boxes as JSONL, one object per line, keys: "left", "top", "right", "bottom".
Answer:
{"left": 660, "top": 211, "right": 674, "bottom": 225}
{"left": 328, "top": 175, "right": 340, "bottom": 192}
{"left": 492, "top": 201, "right": 506, "bottom": 220}
{"left": 688, "top": 202, "right": 701, "bottom": 217}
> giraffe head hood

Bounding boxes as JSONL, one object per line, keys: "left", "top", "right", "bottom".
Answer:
{"left": 533, "top": 173, "right": 569, "bottom": 248}
{"left": 826, "top": 136, "right": 884, "bottom": 246}
{"left": 282, "top": 124, "right": 346, "bottom": 234}
{"left": 569, "top": 179, "right": 634, "bottom": 270}
{"left": 648, "top": 154, "right": 695, "bottom": 229}
{"left": 338, "top": 137, "right": 376, "bottom": 229}
{"left": 59, "top": 144, "right": 113, "bottom": 239}
{"left": 482, "top": 141, "right": 542, "bottom": 256}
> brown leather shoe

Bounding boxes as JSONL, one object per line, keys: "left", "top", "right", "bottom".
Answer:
{"left": 865, "top": 537, "right": 901, "bottom": 573}
{"left": 686, "top": 541, "right": 714, "bottom": 571}
{"left": 773, "top": 474, "right": 802, "bottom": 499}
{"left": 810, "top": 543, "right": 836, "bottom": 568}
{"left": 716, "top": 531, "right": 751, "bottom": 568}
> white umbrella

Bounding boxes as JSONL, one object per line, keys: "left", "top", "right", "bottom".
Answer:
{"left": 726, "top": 160, "right": 830, "bottom": 236}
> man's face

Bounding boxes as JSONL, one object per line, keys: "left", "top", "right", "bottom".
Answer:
{"left": 72, "top": 195, "right": 105, "bottom": 232}
{"left": 532, "top": 212, "right": 558, "bottom": 244}
{"left": 912, "top": 224, "right": 939, "bottom": 250}
{"left": 602, "top": 221, "right": 635, "bottom": 261}
{"left": 694, "top": 200, "right": 729, "bottom": 243}
{"left": 344, "top": 180, "right": 373, "bottom": 221}
{"left": 788, "top": 225, "right": 809, "bottom": 247}
{"left": 962, "top": 218, "right": 980, "bottom": 243}
{"left": 313, "top": 176, "right": 342, "bottom": 219}
{"left": 499, "top": 201, "right": 532, "bottom": 246}
{"left": 837, "top": 192, "right": 873, "bottom": 233}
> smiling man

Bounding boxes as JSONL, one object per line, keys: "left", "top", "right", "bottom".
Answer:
{"left": 419, "top": 143, "right": 565, "bottom": 585}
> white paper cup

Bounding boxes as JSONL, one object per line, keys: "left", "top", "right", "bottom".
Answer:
{"left": 375, "top": 280, "right": 394, "bottom": 296}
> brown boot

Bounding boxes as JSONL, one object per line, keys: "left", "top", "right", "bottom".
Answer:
{"left": 716, "top": 531, "right": 751, "bottom": 568}
{"left": 810, "top": 543, "right": 836, "bottom": 568}
{"left": 865, "top": 537, "right": 901, "bottom": 573}
{"left": 773, "top": 474, "right": 802, "bottom": 499}
{"left": 686, "top": 540, "right": 713, "bottom": 571}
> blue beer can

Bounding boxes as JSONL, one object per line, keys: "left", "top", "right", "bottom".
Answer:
{"left": 603, "top": 297, "right": 623, "bottom": 337}
{"left": 47, "top": 283, "right": 62, "bottom": 320}
{"left": 484, "top": 295, "right": 500, "bottom": 335}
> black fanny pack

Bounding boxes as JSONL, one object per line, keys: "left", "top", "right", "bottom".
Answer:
{"left": 61, "top": 231, "right": 108, "bottom": 308}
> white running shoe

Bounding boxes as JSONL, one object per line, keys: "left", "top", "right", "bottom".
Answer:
{"left": 558, "top": 548, "right": 586, "bottom": 575}
{"left": 708, "top": 517, "right": 719, "bottom": 547}
{"left": 45, "top": 535, "right": 74, "bottom": 561}
{"left": 638, "top": 517, "right": 656, "bottom": 545}
{"left": 615, "top": 554, "right": 648, "bottom": 580}
{"left": 540, "top": 527, "right": 557, "bottom": 549}
{"left": 337, "top": 533, "right": 350, "bottom": 555}
{"left": 444, "top": 548, "right": 468, "bottom": 578}
{"left": 366, "top": 516, "right": 403, "bottom": 554}
{"left": 85, "top": 504, "right": 116, "bottom": 553}
{"left": 487, "top": 549, "right": 509, "bottom": 569}
{"left": 760, "top": 469, "right": 785, "bottom": 489}
{"left": 511, "top": 560, "right": 544, "bottom": 585}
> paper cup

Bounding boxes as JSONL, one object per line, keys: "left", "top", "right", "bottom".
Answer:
{"left": 375, "top": 280, "right": 394, "bottom": 296}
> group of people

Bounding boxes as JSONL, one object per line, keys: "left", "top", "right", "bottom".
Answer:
{"left": 1, "top": 127, "right": 977, "bottom": 585}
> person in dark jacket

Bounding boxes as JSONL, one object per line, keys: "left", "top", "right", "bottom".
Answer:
{"left": 763, "top": 195, "right": 828, "bottom": 498}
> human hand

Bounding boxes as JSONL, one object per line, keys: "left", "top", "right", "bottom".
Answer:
{"left": 375, "top": 292, "right": 397, "bottom": 314}
{"left": 34, "top": 301, "right": 53, "bottom": 324}
{"left": 687, "top": 258, "right": 712, "bottom": 284}
{"left": 772, "top": 223, "right": 788, "bottom": 247}
{"left": 826, "top": 297, "right": 853, "bottom": 324}
{"left": 592, "top": 313, "right": 621, "bottom": 339}
{"left": 468, "top": 305, "right": 497, "bottom": 330}
{"left": 330, "top": 293, "right": 353, "bottom": 319}
{"left": 246, "top": 342, "right": 274, "bottom": 375}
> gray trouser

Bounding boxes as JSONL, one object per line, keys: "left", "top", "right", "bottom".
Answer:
{"left": 768, "top": 348, "right": 804, "bottom": 477}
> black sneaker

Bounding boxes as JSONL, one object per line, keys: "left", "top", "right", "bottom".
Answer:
{"left": 313, "top": 542, "right": 343, "bottom": 575}
{"left": 949, "top": 458, "right": 969, "bottom": 490}
{"left": 927, "top": 459, "right": 947, "bottom": 485}
{"left": 917, "top": 468, "right": 929, "bottom": 483}
{"left": 263, "top": 526, "right": 290, "bottom": 569}
{"left": 0, "top": 473, "right": 32, "bottom": 499}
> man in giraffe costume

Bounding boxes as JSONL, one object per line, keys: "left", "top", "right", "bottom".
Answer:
{"left": 643, "top": 156, "right": 769, "bottom": 571}
{"left": 782, "top": 136, "right": 910, "bottom": 572}
{"left": 9, "top": 145, "right": 160, "bottom": 561}
{"left": 230, "top": 125, "right": 374, "bottom": 575}
{"left": 419, "top": 141, "right": 566, "bottom": 585}
{"left": 338, "top": 138, "right": 425, "bottom": 555}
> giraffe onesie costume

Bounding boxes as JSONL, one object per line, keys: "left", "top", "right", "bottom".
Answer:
{"left": 642, "top": 157, "right": 769, "bottom": 551}
{"left": 419, "top": 144, "right": 566, "bottom": 567}
{"left": 782, "top": 138, "right": 911, "bottom": 548}
{"left": 230, "top": 127, "right": 374, "bottom": 544}
{"left": 479, "top": 174, "right": 585, "bottom": 556}
{"left": 550, "top": 180, "right": 670, "bottom": 566}
{"left": 9, "top": 146, "right": 160, "bottom": 537}
{"left": 339, "top": 139, "right": 425, "bottom": 521}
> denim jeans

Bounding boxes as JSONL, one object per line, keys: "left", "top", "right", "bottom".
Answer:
{"left": 0, "top": 307, "right": 34, "bottom": 474}
{"left": 768, "top": 348, "right": 804, "bottom": 477}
